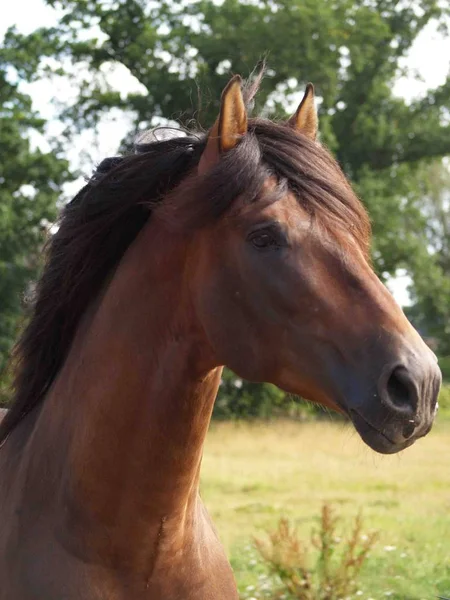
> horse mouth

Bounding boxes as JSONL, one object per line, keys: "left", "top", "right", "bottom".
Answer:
{"left": 348, "top": 409, "right": 414, "bottom": 455}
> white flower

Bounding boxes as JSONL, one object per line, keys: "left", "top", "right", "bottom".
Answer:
{"left": 383, "top": 545, "right": 397, "bottom": 552}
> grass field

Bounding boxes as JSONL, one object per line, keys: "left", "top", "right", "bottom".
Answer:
{"left": 201, "top": 419, "right": 450, "bottom": 599}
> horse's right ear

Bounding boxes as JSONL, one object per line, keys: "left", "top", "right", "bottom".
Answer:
{"left": 199, "top": 75, "right": 248, "bottom": 174}
{"left": 287, "top": 83, "right": 318, "bottom": 140}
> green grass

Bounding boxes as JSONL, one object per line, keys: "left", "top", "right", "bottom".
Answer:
{"left": 201, "top": 419, "right": 450, "bottom": 599}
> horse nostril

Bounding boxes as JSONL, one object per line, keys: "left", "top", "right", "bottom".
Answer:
{"left": 385, "top": 366, "right": 417, "bottom": 413}
{"left": 402, "top": 420, "right": 416, "bottom": 439}
{"left": 382, "top": 366, "right": 419, "bottom": 440}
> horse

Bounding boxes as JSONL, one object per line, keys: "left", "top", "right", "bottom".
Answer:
{"left": 0, "top": 73, "right": 441, "bottom": 599}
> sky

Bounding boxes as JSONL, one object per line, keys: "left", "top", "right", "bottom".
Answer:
{"left": 2, "top": 1, "right": 450, "bottom": 305}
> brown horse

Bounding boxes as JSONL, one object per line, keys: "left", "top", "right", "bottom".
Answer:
{"left": 0, "top": 74, "right": 441, "bottom": 599}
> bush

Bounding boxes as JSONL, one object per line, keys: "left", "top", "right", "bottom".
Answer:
{"left": 244, "top": 504, "right": 378, "bottom": 600}
{"left": 0, "top": 367, "right": 13, "bottom": 407}
{"left": 438, "top": 384, "right": 450, "bottom": 419}
{"left": 213, "top": 368, "right": 322, "bottom": 420}
{"left": 438, "top": 356, "right": 450, "bottom": 382}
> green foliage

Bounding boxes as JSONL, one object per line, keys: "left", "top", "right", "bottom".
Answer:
{"left": 246, "top": 505, "right": 378, "bottom": 599}
{"left": 214, "top": 369, "right": 323, "bottom": 420}
{"left": 0, "top": 49, "right": 70, "bottom": 377}
{"left": 0, "top": 369, "right": 13, "bottom": 406}
{"left": 438, "top": 384, "right": 450, "bottom": 420}
{"left": 214, "top": 369, "right": 287, "bottom": 419}
{"left": 439, "top": 357, "right": 450, "bottom": 382}
{"left": 404, "top": 163, "right": 450, "bottom": 354}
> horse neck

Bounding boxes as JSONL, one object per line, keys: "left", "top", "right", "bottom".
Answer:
{"left": 29, "top": 217, "right": 221, "bottom": 567}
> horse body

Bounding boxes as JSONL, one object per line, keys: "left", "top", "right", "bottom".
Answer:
{"left": 0, "top": 74, "right": 441, "bottom": 598}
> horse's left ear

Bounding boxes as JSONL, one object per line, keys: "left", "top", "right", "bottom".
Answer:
{"left": 287, "top": 83, "right": 318, "bottom": 140}
{"left": 199, "top": 75, "right": 248, "bottom": 173}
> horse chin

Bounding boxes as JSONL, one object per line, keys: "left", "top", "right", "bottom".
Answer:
{"left": 348, "top": 409, "right": 416, "bottom": 455}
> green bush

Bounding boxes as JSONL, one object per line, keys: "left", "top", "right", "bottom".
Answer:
{"left": 438, "top": 356, "right": 450, "bottom": 382}
{"left": 438, "top": 384, "right": 450, "bottom": 419}
{"left": 0, "top": 367, "right": 13, "bottom": 407}
{"left": 213, "top": 368, "right": 321, "bottom": 420}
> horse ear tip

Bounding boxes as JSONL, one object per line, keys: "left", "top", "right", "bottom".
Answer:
{"left": 221, "top": 75, "right": 244, "bottom": 101}
{"left": 229, "top": 74, "right": 243, "bottom": 88}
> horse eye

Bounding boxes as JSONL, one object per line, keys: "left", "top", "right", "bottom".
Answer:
{"left": 249, "top": 231, "right": 276, "bottom": 249}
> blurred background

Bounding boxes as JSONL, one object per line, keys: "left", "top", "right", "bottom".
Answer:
{"left": 0, "top": 1, "right": 449, "bottom": 598}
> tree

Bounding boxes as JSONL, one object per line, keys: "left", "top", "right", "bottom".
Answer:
{"left": 405, "top": 160, "right": 450, "bottom": 354}
{"left": 0, "top": 49, "right": 70, "bottom": 396}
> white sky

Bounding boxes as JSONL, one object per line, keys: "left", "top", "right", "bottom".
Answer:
{"left": 2, "top": 1, "right": 450, "bottom": 305}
